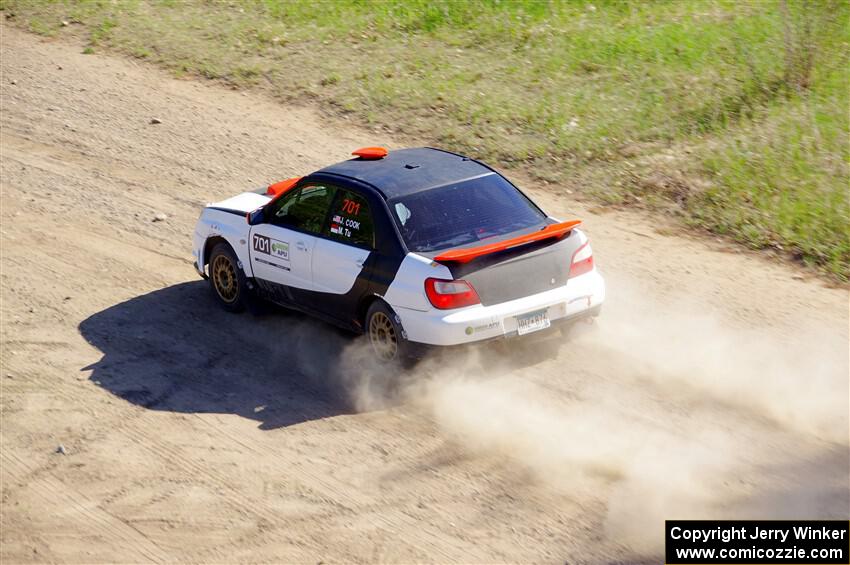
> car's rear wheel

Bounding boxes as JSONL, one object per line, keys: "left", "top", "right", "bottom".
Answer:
{"left": 209, "top": 243, "right": 247, "bottom": 312}
{"left": 366, "top": 301, "right": 410, "bottom": 363}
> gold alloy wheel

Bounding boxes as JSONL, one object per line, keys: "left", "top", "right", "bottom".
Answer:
{"left": 212, "top": 254, "right": 238, "bottom": 304}
{"left": 369, "top": 311, "right": 398, "bottom": 361}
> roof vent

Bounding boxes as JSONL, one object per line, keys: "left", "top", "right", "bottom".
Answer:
{"left": 404, "top": 163, "right": 420, "bottom": 169}
{"left": 352, "top": 146, "right": 388, "bottom": 160}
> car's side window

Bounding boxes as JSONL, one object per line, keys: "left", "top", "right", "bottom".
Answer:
{"left": 268, "top": 187, "right": 301, "bottom": 222}
{"left": 269, "top": 185, "right": 336, "bottom": 234}
{"left": 325, "top": 189, "right": 374, "bottom": 248}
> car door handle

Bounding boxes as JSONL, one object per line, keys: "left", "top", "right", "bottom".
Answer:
{"left": 296, "top": 241, "right": 307, "bottom": 252}
{"left": 355, "top": 258, "right": 365, "bottom": 267}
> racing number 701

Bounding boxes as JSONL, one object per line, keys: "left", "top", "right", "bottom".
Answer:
{"left": 252, "top": 233, "right": 270, "bottom": 254}
{"left": 342, "top": 198, "right": 361, "bottom": 216}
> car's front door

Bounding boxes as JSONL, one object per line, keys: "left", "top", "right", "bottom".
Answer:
{"left": 249, "top": 184, "right": 336, "bottom": 297}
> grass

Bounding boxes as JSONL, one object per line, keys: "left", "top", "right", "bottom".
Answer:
{"left": 2, "top": 0, "right": 848, "bottom": 278}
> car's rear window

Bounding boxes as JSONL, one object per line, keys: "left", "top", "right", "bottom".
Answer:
{"left": 388, "top": 173, "right": 547, "bottom": 253}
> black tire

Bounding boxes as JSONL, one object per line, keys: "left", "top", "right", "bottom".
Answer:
{"left": 365, "top": 301, "right": 413, "bottom": 364}
{"left": 208, "top": 242, "right": 247, "bottom": 313}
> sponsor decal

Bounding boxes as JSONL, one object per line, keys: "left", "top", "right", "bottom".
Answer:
{"left": 271, "top": 241, "right": 289, "bottom": 260}
{"left": 465, "top": 320, "right": 500, "bottom": 335}
{"left": 253, "top": 234, "right": 289, "bottom": 261}
{"left": 254, "top": 256, "right": 291, "bottom": 271}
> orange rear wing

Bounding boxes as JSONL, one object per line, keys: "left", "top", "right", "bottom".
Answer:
{"left": 434, "top": 220, "right": 581, "bottom": 264}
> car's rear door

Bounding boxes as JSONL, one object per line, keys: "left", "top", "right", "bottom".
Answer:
{"left": 249, "top": 184, "right": 336, "bottom": 298}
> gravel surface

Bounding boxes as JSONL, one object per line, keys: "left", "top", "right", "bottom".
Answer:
{"left": 1, "top": 24, "right": 847, "bottom": 563}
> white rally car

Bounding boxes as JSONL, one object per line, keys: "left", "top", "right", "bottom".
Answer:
{"left": 193, "top": 147, "right": 604, "bottom": 361}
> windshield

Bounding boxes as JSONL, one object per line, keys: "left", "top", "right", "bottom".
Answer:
{"left": 388, "top": 173, "right": 547, "bottom": 253}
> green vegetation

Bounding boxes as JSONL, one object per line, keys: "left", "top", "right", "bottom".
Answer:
{"left": 3, "top": 0, "right": 848, "bottom": 277}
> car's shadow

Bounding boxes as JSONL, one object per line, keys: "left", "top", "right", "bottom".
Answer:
{"left": 79, "top": 281, "right": 566, "bottom": 430}
{"left": 78, "top": 281, "right": 375, "bottom": 430}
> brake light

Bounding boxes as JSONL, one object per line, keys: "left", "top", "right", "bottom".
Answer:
{"left": 424, "top": 278, "right": 480, "bottom": 310}
{"left": 569, "top": 241, "right": 594, "bottom": 277}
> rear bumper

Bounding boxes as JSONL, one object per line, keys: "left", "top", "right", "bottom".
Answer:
{"left": 395, "top": 269, "right": 605, "bottom": 346}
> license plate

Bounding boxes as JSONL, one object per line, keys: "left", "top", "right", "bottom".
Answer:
{"left": 516, "top": 309, "right": 550, "bottom": 336}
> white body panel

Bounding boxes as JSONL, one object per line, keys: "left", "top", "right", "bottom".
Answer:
{"left": 382, "top": 253, "right": 452, "bottom": 312}
{"left": 193, "top": 192, "right": 369, "bottom": 297}
{"left": 249, "top": 223, "right": 315, "bottom": 290}
{"left": 392, "top": 267, "right": 605, "bottom": 346}
{"left": 192, "top": 192, "right": 272, "bottom": 278}
{"left": 212, "top": 192, "right": 271, "bottom": 214}
{"left": 192, "top": 209, "right": 253, "bottom": 278}
{"left": 312, "top": 238, "right": 370, "bottom": 294}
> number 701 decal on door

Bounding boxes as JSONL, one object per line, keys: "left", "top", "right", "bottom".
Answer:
{"left": 253, "top": 234, "right": 290, "bottom": 261}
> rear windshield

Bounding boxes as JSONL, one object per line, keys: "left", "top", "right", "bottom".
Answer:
{"left": 388, "top": 173, "right": 547, "bottom": 253}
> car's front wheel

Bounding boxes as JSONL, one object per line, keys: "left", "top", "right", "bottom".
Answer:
{"left": 208, "top": 242, "right": 247, "bottom": 312}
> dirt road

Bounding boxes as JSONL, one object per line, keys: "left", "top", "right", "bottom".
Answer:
{"left": 1, "top": 25, "right": 847, "bottom": 563}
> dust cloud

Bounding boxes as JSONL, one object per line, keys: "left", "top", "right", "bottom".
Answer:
{"left": 275, "top": 281, "right": 848, "bottom": 553}
{"left": 570, "top": 283, "right": 850, "bottom": 442}
{"left": 330, "top": 282, "right": 849, "bottom": 554}
{"left": 404, "top": 351, "right": 740, "bottom": 554}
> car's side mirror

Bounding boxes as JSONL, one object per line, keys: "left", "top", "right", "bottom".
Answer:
{"left": 246, "top": 207, "right": 265, "bottom": 226}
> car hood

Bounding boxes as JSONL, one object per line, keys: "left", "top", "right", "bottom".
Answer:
{"left": 208, "top": 192, "right": 271, "bottom": 214}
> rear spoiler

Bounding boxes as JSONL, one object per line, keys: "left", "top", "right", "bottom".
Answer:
{"left": 434, "top": 220, "right": 581, "bottom": 264}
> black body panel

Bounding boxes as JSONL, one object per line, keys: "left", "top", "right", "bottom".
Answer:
{"left": 207, "top": 206, "right": 245, "bottom": 216}
{"left": 439, "top": 231, "right": 582, "bottom": 306}
{"left": 252, "top": 249, "right": 403, "bottom": 332}
{"left": 315, "top": 147, "right": 492, "bottom": 199}
{"left": 312, "top": 148, "right": 550, "bottom": 259}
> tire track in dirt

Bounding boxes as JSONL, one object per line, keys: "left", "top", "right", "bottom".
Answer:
{"left": 2, "top": 452, "right": 171, "bottom": 563}
{"left": 4, "top": 262, "right": 479, "bottom": 563}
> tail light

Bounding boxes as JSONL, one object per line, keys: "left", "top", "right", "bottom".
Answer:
{"left": 569, "top": 241, "right": 594, "bottom": 277}
{"left": 425, "top": 278, "right": 480, "bottom": 310}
